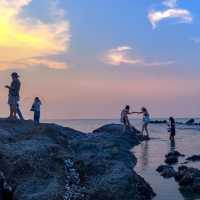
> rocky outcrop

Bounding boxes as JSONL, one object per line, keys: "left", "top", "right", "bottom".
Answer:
{"left": 0, "top": 120, "right": 155, "bottom": 200}
{"left": 165, "top": 151, "right": 185, "bottom": 165}
{"left": 156, "top": 165, "right": 176, "bottom": 178}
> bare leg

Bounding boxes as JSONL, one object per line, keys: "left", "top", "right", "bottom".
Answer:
{"left": 145, "top": 124, "right": 149, "bottom": 138}
{"left": 141, "top": 124, "right": 145, "bottom": 136}
{"left": 13, "top": 107, "right": 17, "bottom": 119}
{"left": 9, "top": 105, "right": 13, "bottom": 118}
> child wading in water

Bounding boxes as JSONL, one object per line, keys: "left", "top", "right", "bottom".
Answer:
{"left": 168, "top": 117, "right": 176, "bottom": 141}
{"left": 138, "top": 107, "right": 150, "bottom": 138}
{"left": 31, "top": 97, "right": 42, "bottom": 126}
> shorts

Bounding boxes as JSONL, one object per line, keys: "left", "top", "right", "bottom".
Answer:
{"left": 143, "top": 117, "right": 150, "bottom": 125}
{"left": 8, "top": 95, "right": 19, "bottom": 107}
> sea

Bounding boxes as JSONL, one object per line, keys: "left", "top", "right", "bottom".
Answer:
{"left": 45, "top": 118, "right": 200, "bottom": 200}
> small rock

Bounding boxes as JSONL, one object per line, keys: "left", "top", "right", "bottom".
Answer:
{"left": 186, "top": 155, "right": 200, "bottom": 162}
{"left": 185, "top": 118, "right": 195, "bottom": 125}
{"left": 156, "top": 165, "right": 176, "bottom": 178}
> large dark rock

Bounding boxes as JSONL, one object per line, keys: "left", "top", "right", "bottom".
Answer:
{"left": 0, "top": 120, "right": 155, "bottom": 200}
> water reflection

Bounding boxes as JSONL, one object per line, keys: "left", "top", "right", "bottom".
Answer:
{"left": 170, "top": 139, "right": 176, "bottom": 152}
{"left": 139, "top": 141, "right": 149, "bottom": 171}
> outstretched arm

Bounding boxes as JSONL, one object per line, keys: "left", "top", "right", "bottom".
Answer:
{"left": 129, "top": 111, "right": 141, "bottom": 114}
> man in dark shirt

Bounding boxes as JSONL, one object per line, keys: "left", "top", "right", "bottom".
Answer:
{"left": 5, "top": 72, "right": 22, "bottom": 119}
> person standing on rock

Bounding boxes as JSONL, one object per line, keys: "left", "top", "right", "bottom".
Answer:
{"left": 120, "top": 105, "right": 138, "bottom": 132}
{"left": 5, "top": 72, "right": 22, "bottom": 120}
{"left": 137, "top": 107, "right": 150, "bottom": 138}
{"left": 30, "top": 97, "right": 42, "bottom": 126}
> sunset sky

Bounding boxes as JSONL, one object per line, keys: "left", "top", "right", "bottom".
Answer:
{"left": 0, "top": 0, "right": 200, "bottom": 119}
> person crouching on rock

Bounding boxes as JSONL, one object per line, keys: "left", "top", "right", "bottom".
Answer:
{"left": 168, "top": 117, "right": 176, "bottom": 141}
{"left": 120, "top": 105, "right": 138, "bottom": 133}
{"left": 137, "top": 107, "right": 150, "bottom": 138}
{"left": 30, "top": 97, "right": 42, "bottom": 126}
{"left": 5, "top": 72, "right": 21, "bottom": 120}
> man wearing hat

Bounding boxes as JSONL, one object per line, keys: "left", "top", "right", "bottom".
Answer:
{"left": 5, "top": 72, "right": 22, "bottom": 120}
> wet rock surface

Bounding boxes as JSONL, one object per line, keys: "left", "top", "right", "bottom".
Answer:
{"left": 165, "top": 151, "right": 185, "bottom": 165}
{"left": 0, "top": 120, "right": 155, "bottom": 200}
{"left": 175, "top": 166, "right": 200, "bottom": 193}
{"left": 156, "top": 165, "right": 176, "bottom": 178}
{"left": 157, "top": 149, "right": 200, "bottom": 195}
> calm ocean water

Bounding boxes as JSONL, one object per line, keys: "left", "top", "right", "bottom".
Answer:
{"left": 46, "top": 118, "right": 200, "bottom": 200}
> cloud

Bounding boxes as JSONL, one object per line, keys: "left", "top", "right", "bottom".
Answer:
{"left": 144, "top": 61, "right": 175, "bottom": 67}
{"left": 163, "top": 0, "right": 179, "bottom": 8}
{"left": 104, "top": 46, "right": 142, "bottom": 66}
{"left": 148, "top": 8, "right": 192, "bottom": 29}
{"left": 103, "top": 46, "right": 174, "bottom": 67}
{"left": 0, "top": 0, "right": 70, "bottom": 70}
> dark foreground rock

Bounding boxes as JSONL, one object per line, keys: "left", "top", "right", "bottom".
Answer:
{"left": 0, "top": 120, "right": 155, "bottom": 200}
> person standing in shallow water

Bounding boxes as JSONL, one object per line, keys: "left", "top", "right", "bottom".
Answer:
{"left": 31, "top": 97, "right": 42, "bottom": 126}
{"left": 138, "top": 107, "right": 150, "bottom": 138}
{"left": 5, "top": 72, "right": 21, "bottom": 120}
{"left": 168, "top": 117, "right": 176, "bottom": 141}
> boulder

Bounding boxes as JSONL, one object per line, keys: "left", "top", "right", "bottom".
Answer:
{"left": 156, "top": 165, "right": 176, "bottom": 178}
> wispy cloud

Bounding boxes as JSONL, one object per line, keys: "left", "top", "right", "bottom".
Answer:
{"left": 163, "top": 0, "right": 179, "bottom": 8}
{"left": 149, "top": 8, "right": 192, "bottom": 29}
{"left": 0, "top": 0, "right": 70, "bottom": 70}
{"left": 148, "top": 0, "right": 192, "bottom": 29}
{"left": 103, "top": 46, "right": 174, "bottom": 67}
{"left": 103, "top": 46, "right": 142, "bottom": 66}
{"left": 144, "top": 61, "right": 175, "bottom": 67}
